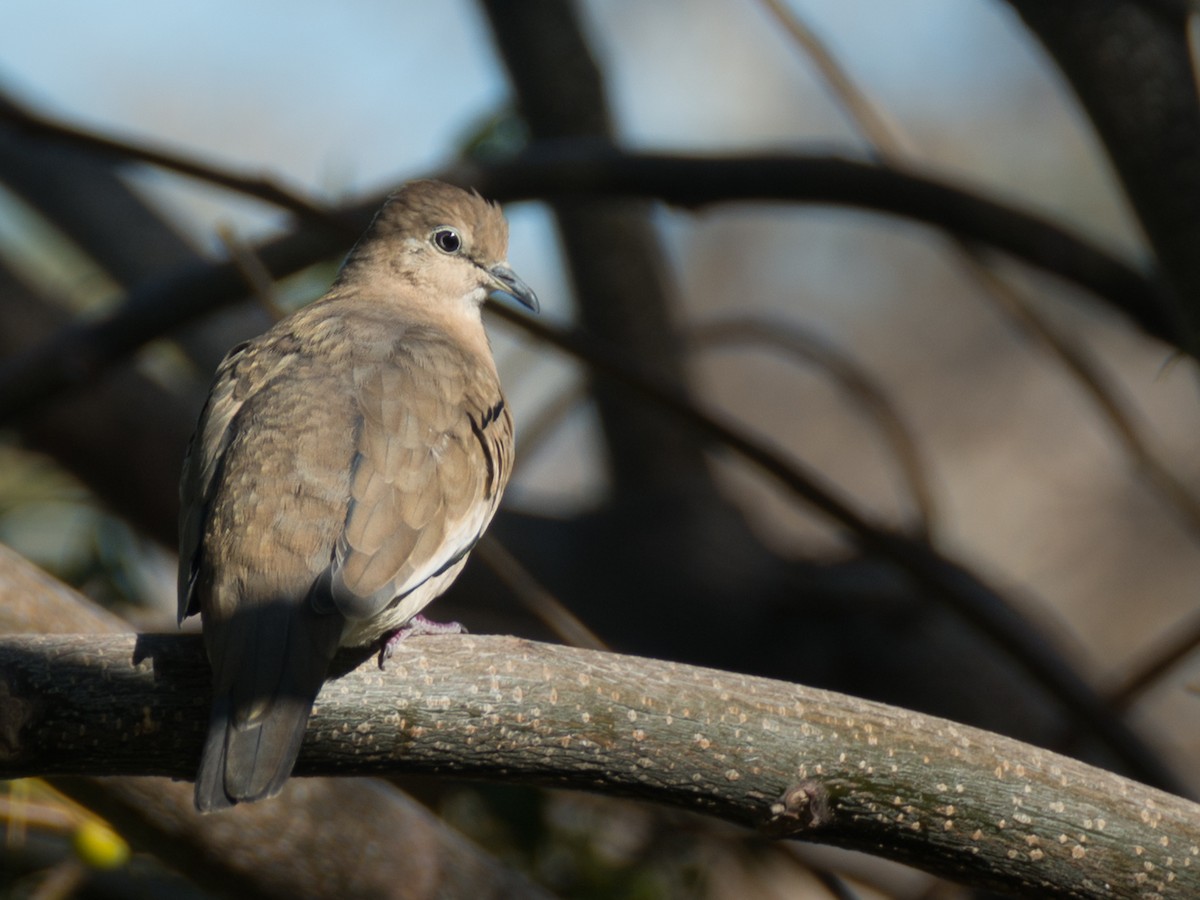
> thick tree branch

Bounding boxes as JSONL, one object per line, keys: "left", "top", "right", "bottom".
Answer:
{"left": 2, "top": 632, "right": 1197, "bottom": 898}
{"left": 0, "top": 544, "right": 547, "bottom": 900}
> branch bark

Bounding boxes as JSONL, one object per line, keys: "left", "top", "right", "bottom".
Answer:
{"left": 2, "top": 631, "right": 1197, "bottom": 898}
{"left": 0, "top": 544, "right": 548, "bottom": 900}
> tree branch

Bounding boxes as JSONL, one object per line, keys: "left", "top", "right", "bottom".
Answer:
{"left": 1004, "top": 0, "right": 1200, "bottom": 340}
{"left": 687, "top": 315, "right": 937, "bottom": 540}
{"left": 757, "top": 0, "right": 1200, "bottom": 539}
{"left": 0, "top": 149, "right": 1181, "bottom": 430}
{"left": 3, "top": 632, "right": 1197, "bottom": 898}
{"left": 0, "top": 544, "right": 548, "bottom": 900}
{"left": 480, "top": 0, "right": 722, "bottom": 508}
{"left": 0, "top": 92, "right": 359, "bottom": 236}
{"left": 456, "top": 147, "right": 1184, "bottom": 346}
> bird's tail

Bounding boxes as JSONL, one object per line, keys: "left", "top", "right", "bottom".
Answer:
{"left": 195, "top": 594, "right": 343, "bottom": 812}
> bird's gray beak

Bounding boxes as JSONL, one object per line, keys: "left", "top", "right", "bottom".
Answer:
{"left": 488, "top": 264, "right": 540, "bottom": 313}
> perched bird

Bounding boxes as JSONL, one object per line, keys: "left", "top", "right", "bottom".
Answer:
{"left": 178, "top": 181, "right": 538, "bottom": 812}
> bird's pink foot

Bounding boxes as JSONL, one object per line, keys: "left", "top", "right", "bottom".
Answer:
{"left": 378, "top": 614, "right": 467, "bottom": 669}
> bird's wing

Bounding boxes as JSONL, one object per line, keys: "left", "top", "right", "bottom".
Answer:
{"left": 177, "top": 339, "right": 304, "bottom": 623}
{"left": 327, "top": 338, "right": 512, "bottom": 622}
{"left": 177, "top": 342, "right": 251, "bottom": 623}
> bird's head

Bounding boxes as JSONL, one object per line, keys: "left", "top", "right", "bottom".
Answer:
{"left": 338, "top": 180, "right": 539, "bottom": 317}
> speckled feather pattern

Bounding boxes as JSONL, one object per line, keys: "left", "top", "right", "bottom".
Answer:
{"left": 178, "top": 181, "right": 526, "bottom": 811}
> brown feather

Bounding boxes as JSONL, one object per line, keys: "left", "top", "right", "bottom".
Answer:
{"left": 179, "top": 181, "right": 533, "bottom": 811}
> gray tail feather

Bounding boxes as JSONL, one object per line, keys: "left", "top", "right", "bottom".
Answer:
{"left": 194, "top": 690, "right": 316, "bottom": 812}
{"left": 194, "top": 596, "right": 343, "bottom": 813}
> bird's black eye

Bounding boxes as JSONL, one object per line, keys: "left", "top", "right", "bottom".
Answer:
{"left": 432, "top": 227, "right": 462, "bottom": 254}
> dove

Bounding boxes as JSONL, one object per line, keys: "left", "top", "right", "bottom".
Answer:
{"left": 178, "top": 181, "right": 537, "bottom": 811}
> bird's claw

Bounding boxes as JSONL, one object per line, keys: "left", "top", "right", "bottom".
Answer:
{"left": 377, "top": 614, "right": 467, "bottom": 669}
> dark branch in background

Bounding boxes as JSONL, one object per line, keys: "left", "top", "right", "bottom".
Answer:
{"left": 480, "top": 0, "right": 721, "bottom": 511}
{"left": 0, "top": 93, "right": 360, "bottom": 237}
{"left": 1109, "top": 608, "right": 1200, "bottom": 708}
{"left": 458, "top": 147, "right": 1185, "bottom": 347}
{"left": 687, "top": 316, "right": 937, "bottom": 540}
{"left": 1130, "top": 0, "right": 1200, "bottom": 22}
{"left": 0, "top": 191, "right": 377, "bottom": 426}
{"left": 5, "top": 633, "right": 1200, "bottom": 899}
{"left": 0, "top": 150, "right": 1183, "bottom": 427}
{"left": 0, "top": 266, "right": 196, "bottom": 536}
{"left": 1005, "top": 0, "right": 1200, "bottom": 343}
{"left": 759, "top": 0, "right": 1200, "bottom": 541}
{"left": 474, "top": 536, "right": 607, "bottom": 652}
{"left": 0, "top": 90, "right": 272, "bottom": 376}
{"left": 753, "top": 0, "right": 1200, "bottom": 725}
